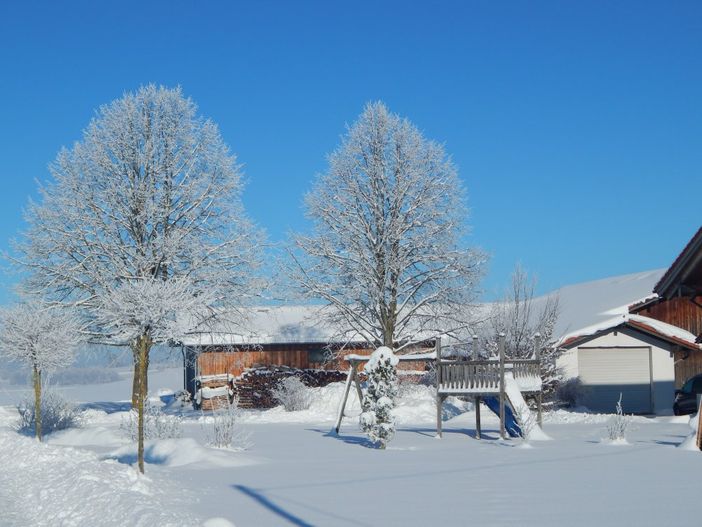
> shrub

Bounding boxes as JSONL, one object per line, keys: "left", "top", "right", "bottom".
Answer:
{"left": 556, "top": 377, "right": 588, "bottom": 408}
{"left": 201, "top": 398, "right": 252, "bottom": 450}
{"left": 606, "top": 394, "right": 632, "bottom": 442}
{"left": 360, "top": 347, "right": 399, "bottom": 449}
{"left": 17, "top": 391, "right": 80, "bottom": 436}
{"left": 120, "top": 400, "right": 182, "bottom": 441}
{"left": 271, "top": 376, "right": 311, "bottom": 411}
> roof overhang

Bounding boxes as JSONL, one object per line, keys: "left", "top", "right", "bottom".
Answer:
{"left": 558, "top": 317, "right": 700, "bottom": 352}
{"left": 654, "top": 226, "right": 702, "bottom": 299}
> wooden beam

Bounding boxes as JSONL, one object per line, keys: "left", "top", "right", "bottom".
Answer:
{"left": 475, "top": 396, "right": 481, "bottom": 439}
{"left": 499, "top": 333, "right": 506, "bottom": 440}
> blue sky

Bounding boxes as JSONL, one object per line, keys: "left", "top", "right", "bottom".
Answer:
{"left": 0, "top": 1, "right": 700, "bottom": 302}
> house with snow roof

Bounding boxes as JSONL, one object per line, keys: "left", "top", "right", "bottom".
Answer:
{"left": 556, "top": 226, "right": 702, "bottom": 415}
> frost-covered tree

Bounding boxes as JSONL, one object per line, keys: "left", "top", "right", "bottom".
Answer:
{"left": 359, "top": 347, "right": 399, "bottom": 449}
{"left": 0, "top": 302, "right": 81, "bottom": 441}
{"left": 290, "top": 102, "right": 484, "bottom": 349}
{"left": 15, "top": 85, "right": 263, "bottom": 471}
{"left": 484, "top": 265, "right": 561, "bottom": 397}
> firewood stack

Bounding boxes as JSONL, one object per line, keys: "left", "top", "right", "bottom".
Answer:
{"left": 234, "top": 367, "right": 347, "bottom": 409}
{"left": 194, "top": 373, "right": 234, "bottom": 411}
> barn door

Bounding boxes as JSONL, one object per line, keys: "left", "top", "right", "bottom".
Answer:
{"left": 578, "top": 347, "right": 653, "bottom": 414}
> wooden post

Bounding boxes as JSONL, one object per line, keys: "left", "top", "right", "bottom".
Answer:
{"left": 475, "top": 395, "right": 482, "bottom": 439}
{"left": 436, "top": 338, "right": 442, "bottom": 438}
{"left": 334, "top": 362, "right": 356, "bottom": 433}
{"left": 498, "top": 333, "right": 506, "bottom": 440}
{"left": 473, "top": 335, "right": 481, "bottom": 439}
{"left": 353, "top": 362, "right": 364, "bottom": 406}
{"left": 534, "top": 333, "right": 543, "bottom": 426}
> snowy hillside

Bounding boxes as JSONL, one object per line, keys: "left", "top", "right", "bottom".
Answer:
{"left": 536, "top": 268, "right": 665, "bottom": 337}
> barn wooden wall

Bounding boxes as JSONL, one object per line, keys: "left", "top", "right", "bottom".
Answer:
{"left": 196, "top": 347, "right": 431, "bottom": 378}
{"left": 674, "top": 349, "right": 702, "bottom": 387}
{"left": 636, "top": 296, "right": 702, "bottom": 337}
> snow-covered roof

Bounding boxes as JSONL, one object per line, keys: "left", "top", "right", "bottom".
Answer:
{"left": 182, "top": 305, "right": 342, "bottom": 346}
{"left": 556, "top": 313, "right": 701, "bottom": 351}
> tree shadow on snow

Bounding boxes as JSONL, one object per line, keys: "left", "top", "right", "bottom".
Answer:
{"left": 231, "top": 484, "right": 373, "bottom": 527}
{"left": 231, "top": 485, "right": 314, "bottom": 527}
{"left": 108, "top": 444, "right": 169, "bottom": 466}
{"left": 396, "top": 426, "right": 502, "bottom": 441}
{"left": 315, "top": 428, "right": 377, "bottom": 448}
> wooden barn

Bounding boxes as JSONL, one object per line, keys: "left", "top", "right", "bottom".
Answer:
{"left": 180, "top": 305, "right": 433, "bottom": 407}
{"left": 630, "top": 226, "right": 702, "bottom": 387}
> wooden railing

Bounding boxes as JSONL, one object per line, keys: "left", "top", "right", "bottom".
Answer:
{"left": 437, "top": 360, "right": 500, "bottom": 391}
{"left": 437, "top": 356, "right": 541, "bottom": 392}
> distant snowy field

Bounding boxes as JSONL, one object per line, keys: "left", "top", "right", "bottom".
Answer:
{"left": 1, "top": 366, "right": 701, "bottom": 526}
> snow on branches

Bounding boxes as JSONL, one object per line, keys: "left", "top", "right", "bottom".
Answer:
{"left": 16, "top": 84, "right": 263, "bottom": 336}
{"left": 290, "top": 102, "right": 485, "bottom": 349}
{"left": 96, "top": 277, "right": 214, "bottom": 346}
{"left": 360, "top": 347, "right": 399, "bottom": 449}
{"left": 0, "top": 303, "right": 81, "bottom": 375}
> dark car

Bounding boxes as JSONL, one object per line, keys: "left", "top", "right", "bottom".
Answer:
{"left": 673, "top": 374, "right": 702, "bottom": 416}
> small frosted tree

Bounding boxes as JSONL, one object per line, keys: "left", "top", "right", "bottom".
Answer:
{"left": 484, "top": 265, "right": 561, "bottom": 397}
{"left": 290, "top": 102, "right": 485, "bottom": 349}
{"left": 97, "top": 276, "right": 213, "bottom": 472}
{"left": 0, "top": 302, "right": 81, "bottom": 441}
{"left": 359, "top": 347, "right": 399, "bottom": 449}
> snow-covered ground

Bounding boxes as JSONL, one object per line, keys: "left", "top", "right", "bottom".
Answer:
{"left": 1, "top": 367, "right": 701, "bottom": 526}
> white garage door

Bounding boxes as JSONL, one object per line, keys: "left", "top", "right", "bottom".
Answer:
{"left": 578, "top": 347, "right": 652, "bottom": 414}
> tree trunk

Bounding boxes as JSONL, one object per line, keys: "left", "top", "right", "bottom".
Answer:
{"left": 136, "top": 332, "right": 152, "bottom": 474}
{"left": 32, "top": 364, "right": 42, "bottom": 441}
{"left": 131, "top": 350, "right": 150, "bottom": 409}
{"left": 131, "top": 352, "right": 140, "bottom": 409}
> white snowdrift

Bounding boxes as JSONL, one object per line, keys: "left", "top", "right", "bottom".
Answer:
{"left": 0, "top": 430, "right": 199, "bottom": 526}
{"left": 677, "top": 413, "right": 700, "bottom": 451}
{"left": 239, "top": 382, "right": 472, "bottom": 426}
{"left": 108, "top": 437, "right": 258, "bottom": 468}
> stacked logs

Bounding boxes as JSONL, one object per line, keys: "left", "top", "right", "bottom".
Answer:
{"left": 234, "top": 366, "right": 347, "bottom": 409}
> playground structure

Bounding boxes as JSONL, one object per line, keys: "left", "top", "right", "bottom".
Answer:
{"left": 334, "top": 333, "right": 544, "bottom": 440}
{"left": 436, "top": 334, "right": 543, "bottom": 439}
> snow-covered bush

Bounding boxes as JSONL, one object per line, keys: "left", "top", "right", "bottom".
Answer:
{"left": 360, "top": 347, "right": 399, "bottom": 449}
{"left": 556, "top": 377, "right": 588, "bottom": 408}
{"left": 606, "top": 394, "right": 632, "bottom": 443}
{"left": 120, "top": 401, "right": 182, "bottom": 441}
{"left": 17, "top": 391, "right": 80, "bottom": 436}
{"left": 202, "top": 398, "right": 252, "bottom": 450}
{"left": 418, "top": 362, "right": 437, "bottom": 387}
{"left": 271, "top": 376, "right": 311, "bottom": 411}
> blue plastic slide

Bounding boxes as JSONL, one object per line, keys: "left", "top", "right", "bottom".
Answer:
{"left": 482, "top": 396, "right": 522, "bottom": 438}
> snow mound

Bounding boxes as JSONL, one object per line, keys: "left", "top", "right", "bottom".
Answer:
{"left": 203, "top": 518, "right": 237, "bottom": 527}
{"left": 0, "top": 431, "right": 199, "bottom": 526}
{"left": 677, "top": 413, "right": 700, "bottom": 451}
{"left": 544, "top": 409, "right": 650, "bottom": 425}
{"left": 239, "top": 382, "right": 472, "bottom": 425}
{"left": 108, "top": 438, "right": 257, "bottom": 468}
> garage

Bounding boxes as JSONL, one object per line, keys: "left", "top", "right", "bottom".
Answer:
{"left": 577, "top": 346, "right": 652, "bottom": 414}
